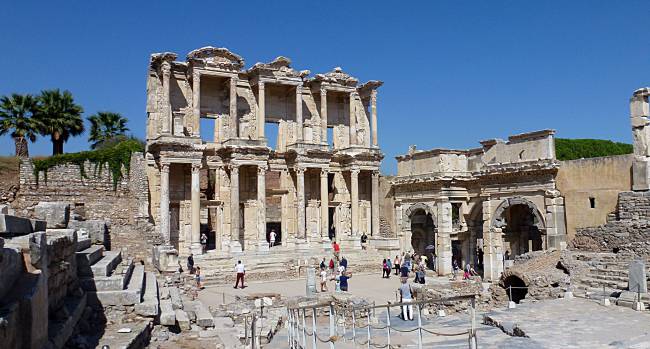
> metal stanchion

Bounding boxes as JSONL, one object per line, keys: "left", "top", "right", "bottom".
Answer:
{"left": 341, "top": 308, "right": 347, "bottom": 342}
{"left": 287, "top": 310, "right": 292, "bottom": 348}
{"left": 367, "top": 307, "right": 371, "bottom": 349}
{"left": 417, "top": 303, "right": 423, "bottom": 349}
{"left": 329, "top": 303, "right": 336, "bottom": 349}
{"left": 312, "top": 307, "right": 318, "bottom": 349}
{"left": 302, "top": 308, "right": 307, "bottom": 348}
{"left": 386, "top": 304, "right": 391, "bottom": 347}
{"left": 352, "top": 308, "right": 357, "bottom": 345}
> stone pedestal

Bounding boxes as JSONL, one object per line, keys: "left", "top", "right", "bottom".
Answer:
{"left": 257, "top": 241, "right": 270, "bottom": 253}
{"left": 633, "top": 158, "right": 650, "bottom": 191}
{"left": 230, "top": 240, "right": 243, "bottom": 253}
{"left": 152, "top": 245, "right": 179, "bottom": 273}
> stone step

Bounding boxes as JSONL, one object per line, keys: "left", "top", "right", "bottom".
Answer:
{"left": 579, "top": 277, "right": 627, "bottom": 290}
{"left": 76, "top": 245, "right": 105, "bottom": 274}
{"left": 87, "top": 250, "right": 122, "bottom": 277}
{"left": 47, "top": 294, "right": 87, "bottom": 349}
{"left": 184, "top": 301, "right": 214, "bottom": 328}
{"left": 586, "top": 273, "right": 629, "bottom": 283}
{"left": 80, "top": 258, "right": 135, "bottom": 292}
{"left": 135, "top": 272, "right": 159, "bottom": 317}
{"left": 87, "top": 264, "right": 144, "bottom": 306}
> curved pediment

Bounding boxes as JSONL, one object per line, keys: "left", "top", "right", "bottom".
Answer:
{"left": 313, "top": 67, "right": 359, "bottom": 87}
{"left": 248, "top": 56, "right": 309, "bottom": 79}
{"left": 186, "top": 46, "right": 245, "bottom": 71}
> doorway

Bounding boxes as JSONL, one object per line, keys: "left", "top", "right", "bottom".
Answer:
{"left": 267, "top": 222, "right": 281, "bottom": 246}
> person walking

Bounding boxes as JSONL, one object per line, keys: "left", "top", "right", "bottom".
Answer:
{"left": 329, "top": 258, "right": 335, "bottom": 275}
{"left": 340, "top": 256, "right": 348, "bottom": 269}
{"left": 187, "top": 253, "right": 195, "bottom": 274}
{"left": 320, "top": 257, "right": 326, "bottom": 270}
{"left": 269, "top": 229, "right": 276, "bottom": 248}
{"left": 339, "top": 271, "right": 352, "bottom": 292}
{"left": 399, "top": 278, "right": 414, "bottom": 320}
{"left": 400, "top": 262, "right": 410, "bottom": 282}
{"left": 320, "top": 267, "right": 328, "bottom": 292}
{"left": 382, "top": 258, "right": 388, "bottom": 278}
{"left": 195, "top": 266, "right": 203, "bottom": 289}
{"left": 386, "top": 258, "right": 392, "bottom": 279}
{"left": 394, "top": 255, "right": 401, "bottom": 276}
{"left": 200, "top": 232, "right": 208, "bottom": 253}
{"left": 360, "top": 232, "right": 368, "bottom": 250}
{"left": 234, "top": 260, "right": 246, "bottom": 289}
{"left": 332, "top": 241, "right": 341, "bottom": 260}
{"left": 453, "top": 259, "right": 460, "bottom": 278}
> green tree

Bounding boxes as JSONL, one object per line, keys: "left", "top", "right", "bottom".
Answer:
{"left": 87, "top": 112, "right": 130, "bottom": 149}
{"left": 35, "top": 89, "right": 84, "bottom": 155}
{"left": 0, "top": 94, "right": 41, "bottom": 157}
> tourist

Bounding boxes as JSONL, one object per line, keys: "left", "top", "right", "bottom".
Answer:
{"left": 320, "top": 257, "right": 326, "bottom": 270}
{"left": 187, "top": 253, "right": 195, "bottom": 274}
{"left": 399, "top": 278, "right": 414, "bottom": 320}
{"left": 332, "top": 241, "right": 341, "bottom": 260}
{"left": 329, "top": 258, "right": 335, "bottom": 275}
{"left": 504, "top": 250, "right": 511, "bottom": 261}
{"left": 338, "top": 262, "right": 346, "bottom": 276}
{"left": 200, "top": 232, "right": 208, "bottom": 253}
{"left": 269, "top": 229, "right": 276, "bottom": 248}
{"left": 394, "top": 255, "right": 401, "bottom": 276}
{"left": 339, "top": 271, "right": 352, "bottom": 292}
{"left": 469, "top": 264, "right": 478, "bottom": 276}
{"left": 360, "top": 232, "right": 368, "bottom": 250}
{"left": 334, "top": 274, "right": 341, "bottom": 292}
{"left": 452, "top": 259, "right": 459, "bottom": 278}
{"left": 400, "top": 262, "right": 410, "bottom": 282}
{"left": 415, "top": 264, "right": 426, "bottom": 284}
{"left": 404, "top": 251, "right": 411, "bottom": 270}
{"left": 386, "top": 258, "right": 392, "bottom": 279}
{"left": 382, "top": 258, "right": 388, "bottom": 278}
{"left": 195, "top": 266, "right": 203, "bottom": 289}
{"left": 340, "top": 256, "right": 348, "bottom": 269}
{"left": 234, "top": 260, "right": 246, "bottom": 289}
{"left": 464, "top": 263, "right": 471, "bottom": 280}
{"left": 320, "top": 267, "right": 328, "bottom": 292}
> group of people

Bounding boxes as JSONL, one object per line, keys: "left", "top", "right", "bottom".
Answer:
{"left": 388, "top": 251, "right": 429, "bottom": 284}
{"left": 317, "top": 241, "right": 353, "bottom": 292}
{"left": 452, "top": 259, "right": 479, "bottom": 280}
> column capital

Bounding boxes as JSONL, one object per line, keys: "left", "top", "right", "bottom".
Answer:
{"left": 372, "top": 170, "right": 380, "bottom": 178}
{"left": 161, "top": 62, "right": 171, "bottom": 76}
{"left": 320, "top": 87, "right": 327, "bottom": 96}
{"left": 320, "top": 168, "right": 329, "bottom": 178}
{"left": 191, "top": 163, "right": 201, "bottom": 173}
{"left": 259, "top": 81, "right": 265, "bottom": 89}
{"left": 350, "top": 168, "right": 360, "bottom": 176}
{"left": 296, "top": 84, "right": 303, "bottom": 93}
{"left": 295, "top": 166, "right": 306, "bottom": 175}
{"left": 350, "top": 90, "right": 358, "bottom": 98}
{"left": 160, "top": 162, "right": 170, "bottom": 173}
{"left": 371, "top": 89, "right": 377, "bottom": 101}
{"left": 230, "top": 75, "right": 238, "bottom": 85}
{"left": 257, "top": 165, "right": 267, "bottom": 175}
{"left": 229, "top": 163, "right": 240, "bottom": 173}
{"left": 192, "top": 70, "right": 200, "bottom": 81}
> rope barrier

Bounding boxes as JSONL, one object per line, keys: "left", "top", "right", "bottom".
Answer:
{"left": 420, "top": 327, "right": 470, "bottom": 336}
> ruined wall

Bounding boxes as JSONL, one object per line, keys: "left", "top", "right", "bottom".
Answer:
{"left": 556, "top": 154, "right": 632, "bottom": 239}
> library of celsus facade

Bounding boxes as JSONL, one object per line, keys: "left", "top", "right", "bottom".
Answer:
{"left": 145, "top": 46, "right": 383, "bottom": 257}
{"left": 392, "top": 130, "right": 568, "bottom": 281}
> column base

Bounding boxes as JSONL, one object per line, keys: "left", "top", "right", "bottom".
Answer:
{"left": 152, "top": 245, "right": 179, "bottom": 273}
{"left": 190, "top": 243, "right": 203, "bottom": 256}
{"left": 230, "top": 240, "right": 243, "bottom": 253}
{"left": 295, "top": 239, "right": 310, "bottom": 252}
{"left": 322, "top": 237, "right": 334, "bottom": 251}
{"left": 257, "top": 241, "right": 270, "bottom": 253}
{"left": 340, "top": 237, "right": 362, "bottom": 250}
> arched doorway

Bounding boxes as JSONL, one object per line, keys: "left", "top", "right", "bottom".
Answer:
{"left": 410, "top": 209, "right": 436, "bottom": 268}
{"left": 466, "top": 203, "right": 484, "bottom": 275}
{"left": 493, "top": 198, "right": 545, "bottom": 258}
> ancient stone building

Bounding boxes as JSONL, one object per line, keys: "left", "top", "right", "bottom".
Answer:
{"left": 392, "top": 130, "right": 567, "bottom": 280}
{"left": 145, "top": 47, "right": 383, "bottom": 257}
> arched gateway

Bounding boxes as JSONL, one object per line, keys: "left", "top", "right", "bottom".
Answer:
{"left": 491, "top": 197, "right": 546, "bottom": 257}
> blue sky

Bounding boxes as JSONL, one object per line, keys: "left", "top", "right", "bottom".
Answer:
{"left": 1, "top": 1, "right": 648, "bottom": 174}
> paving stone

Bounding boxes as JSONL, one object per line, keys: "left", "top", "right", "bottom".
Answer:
{"left": 160, "top": 299, "right": 176, "bottom": 326}
{"left": 135, "top": 272, "right": 159, "bottom": 317}
{"left": 175, "top": 309, "right": 191, "bottom": 330}
{"left": 169, "top": 287, "right": 183, "bottom": 309}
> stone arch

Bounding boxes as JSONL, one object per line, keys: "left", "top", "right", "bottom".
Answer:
{"left": 491, "top": 197, "right": 545, "bottom": 231}
{"left": 404, "top": 202, "right": 436, "bottom": 227}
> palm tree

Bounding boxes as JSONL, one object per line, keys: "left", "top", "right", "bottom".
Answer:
{"left": 35, "top": 89, "right": 84, "bottom": 155}
{"left": 0, "top": 94, "right": 41, "bottom": 157}
{"left": 87, "top": 111, "right": 130, "bottom": 149}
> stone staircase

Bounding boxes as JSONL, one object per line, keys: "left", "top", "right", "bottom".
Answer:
{"left": 76, "top": 245, "right": 160, "bottom": 316}
{"left": 196, "top": 245, "right": 389, "bottom": 286}
{"left": 571, "top": 251, "right": 650, "bottom": 305}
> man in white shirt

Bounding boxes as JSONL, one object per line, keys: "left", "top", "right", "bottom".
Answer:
{"left": 269, "top": 230, "right": 276, "bottom": 248}
{"left": 234, "top": 260, "right": 246, "bottom": 289}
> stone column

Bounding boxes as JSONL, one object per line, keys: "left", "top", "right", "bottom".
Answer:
{"left": 230, "top": 76, "right": 238, "bottom": 139}
{"left": 436, "top": 199, "right": 453, "bottom": 275}
{"left": 192, "top": 71, "right": 201, "bottom": 137}
{"left": 296, "top": 84, "right": 303, "bottom": 141}
{"left": 350, "top": 168, "right": 360, "bottom": 237}
{"left": 320, "top": 87, "right": 327, "bottom": 143}
{"left": 631, "top": 88, "right": 650, "bottom": 190}
{"left": 371, "top": 89, "right": 378, "bottom": 147}
{"left": 349, "top": 92, "right": 356, "bottom": 146}
{"left": 213, "top": 166, "right": 221, "bottom": 201}
{"left": 161, "top": 62, "right": 172, "bottom": 135}
{"left": 545, "top": 195, "right": 567, "bottom": 250}
{"left": 320, "top": 169, "right": 329, "bottom": 238}
{"left": 258, "top": 81, "right": 265, "bottom": 140}
{"left": 482, "top": 199, "right": 503, "bottom": 281}
{"left": 190, "top": 163, "right": 202, "bottom": 254}
{"left": 296, "top": 167, "right": 306, "bottom": 239}
{"left": 371, "top": 170, "right": 379, "bottom": 236}
{"left": 230, "top": 164, "right": 242, "bottom": 252}
{"left": 159, "top": 162, "right": 170, "bottom": 243}
{"left": 257, "top": 165, "right": 268, "bottom": 251}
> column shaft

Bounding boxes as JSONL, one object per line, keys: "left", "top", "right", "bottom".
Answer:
{"left": 371, "top": 90, "right": 378, "bottom": 147}
{"left": 350, "top": 168, "right": 359, "bottom": 236}
{"left": 257, "top": 166, "right": 267, "bottom": 249}
{"left": 436, "top": 199, "right": 453, "bottom": 275}
{"left": 230, "top": 165, "right": 241, "bottom": 252}
{"left": 258, "top": 82, "right": 265, "bottom": 139}
{"left": 371, "top": 171, "right": 379, "bottom": 236}
{"left": 296, "top": 167, "right": 306, "bottom": 239}
{"left": 296, "top": 85, "right": 303, "bottom": 141}
{"left": 230, "top": 76, "right": 238, "bottom": 139}
{"left": 320, "top": 88, "right": 327, "bottom": 143}
{"left": 160, "top": 162, "right": 170, "bottom": 243}
{"left": 349, "top": 92, "right": 356, "bottom": 146}
{"left": 320, "top": 169, "right": 329, "bottom": 238}
{"left": 161, "top": 62, "right": 171, "bottom": 134}
{"left": 213, "top": 166, "right": 221, "bottom": 201}
{"left": 191, "top": 163, "right": 201, "bottom": 253}
{"left": 192, "top": 72, "right": 200, "bottom": 137}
